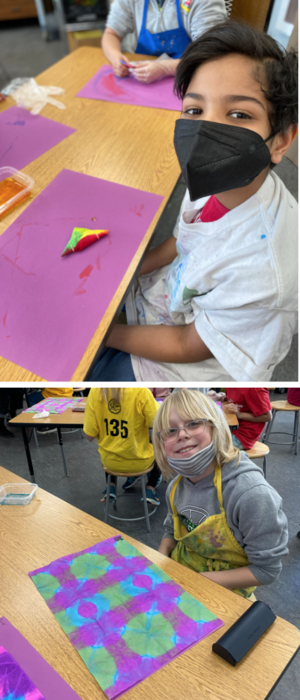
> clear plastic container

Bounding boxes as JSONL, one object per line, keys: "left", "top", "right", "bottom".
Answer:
{"left": 0, "top": 166, "right": 34, "bottom": 218}
{"left": 0, "top": 482, "right": 37, "bottom": 505}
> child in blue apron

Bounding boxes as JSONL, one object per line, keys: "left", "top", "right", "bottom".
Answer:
{"left": 102, "top": 0, "right": 227, "bottom": 82}
{"left": 152, "top": 390, "right": 288, "bottom": 598}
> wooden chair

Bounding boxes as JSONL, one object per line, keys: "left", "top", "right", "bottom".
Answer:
{"left": 263, "top": 401, "right": 300, "bottom": 456}
{"left": 245, "top": 441, "right": 270, "bottom": 478}
{"left": 102, "top": 464, "right": 157, "bottom": 533}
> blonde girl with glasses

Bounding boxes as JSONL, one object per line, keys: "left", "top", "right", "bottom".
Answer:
{"left": 153, "top": 390, "right": 288, "bottom": 599}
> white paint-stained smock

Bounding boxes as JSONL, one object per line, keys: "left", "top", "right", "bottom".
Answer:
{"left": 125, "top": 172, "right": 298, "bottom": 381}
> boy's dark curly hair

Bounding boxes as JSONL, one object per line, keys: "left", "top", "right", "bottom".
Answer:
{"left": 174, "top": 21, "right": 298, "bottom": 135}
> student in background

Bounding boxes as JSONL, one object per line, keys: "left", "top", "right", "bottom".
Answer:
{"left": 215, "top": 388, "right": 272, "bottom": 450}
{"left": 287, "top": 387, "right": 300, "bottom": 407}
{"left": 0, "top": 389, "right": 24, "bottom": 438}
{"left": 84, "top": 387, "right": 162, "bottom": 505}
{"left": 102, "top": 0, "right": 226, "bottom": 83}
{"left": 91, "top": 22, "right": 298, "bottom": 382}
{"left": 153, "top": 390, "right": 288, "bottom": 598}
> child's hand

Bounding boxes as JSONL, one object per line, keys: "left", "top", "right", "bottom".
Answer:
{"left": 207, "top": 390, "right": 218, "bottom": 401}
{"left": 226, "top": 403, "right": 240, "bottom": 415}
{"left": 112, "top": 55, "right": 130, "bottom": 78}
{"left": 130, "top": 59, "right": 175, "bottom": 83}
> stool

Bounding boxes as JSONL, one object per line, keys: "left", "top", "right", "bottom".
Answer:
{"left": 263, "top": 401, "right": 300, "bottom": 456}
{"left": 245, "top": 442, "right": 269, "bottom": 478}
{"left": 102, "top": 464, "right": 157, "bottom": 533}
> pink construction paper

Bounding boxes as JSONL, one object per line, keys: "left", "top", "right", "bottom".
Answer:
{"left": 77, "top": 64, "right": 181, "bottom": 111}
{"left": 0, "top": 168, "right": 163, "bottom": 380}
{"left": 0, "top": 107, "right": 76, "bottom": 171}
{"left": 0, "top": 618, "right": 83, "bottom": 700}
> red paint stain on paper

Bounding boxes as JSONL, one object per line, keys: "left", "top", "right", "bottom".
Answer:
{"left": 2, "top": 253, "right": 36, "bottom": 276}
{"left": 130, "top": 204, "right": 144, "bottom": 217}
{"left": 101, "top": 72, "right": 128, "bottom": 98}
{"left": 3, "top": 310, "right": 8, "bottom": 327}
{"left": 79, "top": 265, "right": 93, "bottom": 279}
{"left": 74, "top": 280, "right": 87, "bottom": 296}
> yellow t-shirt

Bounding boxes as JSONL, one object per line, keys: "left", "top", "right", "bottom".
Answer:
{"left": 84, "top": 388, "right": 159, "bottom": 473}
{"left": 42, "top": 388, "right": 74, "bottom": 398}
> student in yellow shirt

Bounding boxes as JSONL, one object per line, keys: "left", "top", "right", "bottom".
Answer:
{"left": 84, "top": 387, "right": 162, "bottom": 505}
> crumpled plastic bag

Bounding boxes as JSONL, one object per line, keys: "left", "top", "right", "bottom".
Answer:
{"left": 2, "top": 77, "right": 66, "bottom": 115}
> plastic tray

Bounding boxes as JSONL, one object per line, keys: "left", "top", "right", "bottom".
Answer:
{"left": 0, "top": 166, "right": 34, "bottom": 217}
{"left": 0, "top": 482, "right": 37, "bottom": 505}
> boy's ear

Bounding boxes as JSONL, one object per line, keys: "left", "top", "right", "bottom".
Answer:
{"left": 270, "top": 125, "right": 298, "bottom": 164}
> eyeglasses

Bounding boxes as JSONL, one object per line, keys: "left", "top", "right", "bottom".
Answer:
{"left": 157, "top": 419, "right": 209, "bottom": 444}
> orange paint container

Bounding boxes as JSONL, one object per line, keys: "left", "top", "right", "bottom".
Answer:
{"left": 0, "top": 166, "right": 34, "bottom": 217}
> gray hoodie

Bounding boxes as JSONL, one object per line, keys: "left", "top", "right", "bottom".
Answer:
{"left": 162, "top": 452, "right": 289, "bottom": 585}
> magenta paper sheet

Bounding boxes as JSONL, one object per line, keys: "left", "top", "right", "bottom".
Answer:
{"left": 29, "top": 535, "right": 223, "bottom": 700}
{"left": 0, "top": 107, "right": 76, "bottom": 171}
{"left": 0, "top": 618, "right": 83, "bottom": 700}
{"left": 0, "top": 645, "right": 46, "bottom": 700}
{"left": 23, "top": 397, "right": 83, "bottom": 414}
{"left": 0, "top": 168, "right": 163, "bottom": 380}
{"left": 77, "top": 64, "right": 181, "bottom": 111}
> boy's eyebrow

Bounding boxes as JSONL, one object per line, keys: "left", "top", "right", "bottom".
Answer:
{"left": 226, "top": 95, "right": 266, "bottom": 111}
{"left": 183, "top": 92, "right": 266, "bottom": 111}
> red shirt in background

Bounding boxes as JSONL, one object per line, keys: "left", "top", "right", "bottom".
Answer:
{"left": 226, "top": 388, "right": 271, "bottom": 449}
{"left": 287, "top": 388, "right": 300, "bottom": 406}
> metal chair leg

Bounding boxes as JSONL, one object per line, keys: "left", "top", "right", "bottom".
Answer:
{"left": 141, "top": 475, "right": 151, "bottom": 533}
{"left": 33, "top": 428, "right": 39, "bottom": 448}
{"left": 105, "top": 474, "right": 111, "bottom": 524}
{"left": 113, "top": 477, "right": 117, "bottom": 510}
{"left": 294, "top": 411, "right": 299, "bottom": 456}
{"left": 57, "top": 427, "right": 68, "bottom": 476}
{"left": 263, "top": 456, "right": 267, "bottom": 479}
{"left": 263, "top": 410, "right": 276, "bottom": 443}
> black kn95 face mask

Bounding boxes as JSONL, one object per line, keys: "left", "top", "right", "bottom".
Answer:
{"left": 174, "top": 119, "right": 274, "bottom": 201}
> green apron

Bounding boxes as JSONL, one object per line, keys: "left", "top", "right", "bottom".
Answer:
{"left": 170, "top": 463, "right": 256, "bottom": 598}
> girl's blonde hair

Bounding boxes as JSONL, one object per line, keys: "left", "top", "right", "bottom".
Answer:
{"left": 152, "top": 390, "right": 240, "bottom": 479}
{"left": 96, "top": 388, "right": 125, "bottom": 403}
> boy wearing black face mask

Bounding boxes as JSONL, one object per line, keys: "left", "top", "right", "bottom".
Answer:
{"left": 91, "top": 21, "right": 297, "bottom": 383}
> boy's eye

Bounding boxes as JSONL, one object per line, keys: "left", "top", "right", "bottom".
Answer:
{"left": 182, "top": 107, "right": 203, "bottom": 116}
{"left": 230, "top": 111, "right": 251, "bottom": 119}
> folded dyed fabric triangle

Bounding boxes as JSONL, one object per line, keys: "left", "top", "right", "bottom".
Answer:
{"left": 62, "top": 227, "right": 109, "bottom": 256}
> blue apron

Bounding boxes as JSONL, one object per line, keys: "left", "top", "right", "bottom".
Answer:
{"left": 135, "top": 0, "right": 190, "bottom": 59}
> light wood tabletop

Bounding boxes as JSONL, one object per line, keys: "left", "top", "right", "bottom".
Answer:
{"left": 0, "top": 48, "right": 181, "bottom": 381}
{"left": 222, "top": 403, "right": 239, "bottom": 428}
{"left": 9, "top": 404, "right": 87, "bottom": 428}
{"left": 1, "top": 465, "right": 299, "bottom": 700}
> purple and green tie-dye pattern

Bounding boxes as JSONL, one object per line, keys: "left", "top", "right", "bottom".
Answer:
{"left": 29, "top": 536, "right": 223, "bottom": 699}
{"left": 0, "top": 646, "right": 45, "bottom": 700}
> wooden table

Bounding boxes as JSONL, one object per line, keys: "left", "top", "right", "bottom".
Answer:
{"left": 223, "top": 403, "right": 239, "bottom": 429}
{"left": 9, "top": 404, "right": 87, "bottom": 480}
{"left": 0, "top": 465, "right": 299, "bottom": 700}
{"left": 0, "top": 48, "right": 181, "bottom": 381}
{"left": 9, "top": 400, "right": 238, "bottom": 481}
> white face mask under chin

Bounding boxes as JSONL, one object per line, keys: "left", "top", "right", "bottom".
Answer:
{"left": 166, "top": 442, "right": 216, "bottom": 477}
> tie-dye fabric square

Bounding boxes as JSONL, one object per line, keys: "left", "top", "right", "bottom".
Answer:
{"left": 0, "top": 646, "right": 45, "bottom": 699}
{"left": 29, "top": 536, "right": 223, "bottom": 699}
